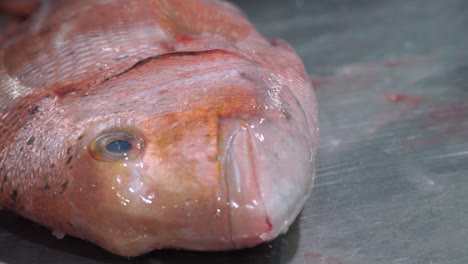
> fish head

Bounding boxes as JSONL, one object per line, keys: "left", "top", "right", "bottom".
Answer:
{"left": 59, "top": 50, "right": 317, "bottom": 256}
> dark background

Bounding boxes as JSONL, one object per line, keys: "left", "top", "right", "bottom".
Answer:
{"left": 1, "top": 0, "right": 468, "bottom": 263}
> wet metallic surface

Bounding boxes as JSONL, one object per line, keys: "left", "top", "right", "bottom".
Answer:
{"left": 1, "top": 0, "right": 467, "bottom": 263}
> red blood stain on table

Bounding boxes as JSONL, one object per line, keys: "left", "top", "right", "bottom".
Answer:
{"left": 402, "top": 104, "right": 468, "bottom": 148}
{"left": 428, "top": 105, "right": 468, "bottom": 122}
{"left": 385, "top": 94, "right": 423, "bottom": 105}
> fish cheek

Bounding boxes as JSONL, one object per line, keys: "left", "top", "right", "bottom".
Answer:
{"left": 138, "top": 111, "right": 232, "bottom": 243}
{"left": 142, "top": 110, "right": 223, "bottom": 206}
{"left": 65, "top": 147, "right": 178, "bottom": 244}
{"left": 64, "top": 153, "right": 134, "bottom": 240}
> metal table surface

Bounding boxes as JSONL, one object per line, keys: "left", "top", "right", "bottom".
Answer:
{"left": 1, "top": 0, "right": 468, "bottom": 263}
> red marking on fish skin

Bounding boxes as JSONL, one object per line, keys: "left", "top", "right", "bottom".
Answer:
{"left": 54, "top": 86, "right": 84, "bottom": 98}
{"left": 385, "top": 94, "right": 423, "bottom": 105}
{"left": 265, "top": 217, "right": 272, "bottom": 232}
{"left": 304, "top": 252, "right": 349, "bottom": 264}
{"left": 175, "top": 35, "right": 197, "bottom": 45}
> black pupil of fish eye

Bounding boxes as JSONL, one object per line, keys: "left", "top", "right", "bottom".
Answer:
{"left": 106, "top": 139, "right": 132, "bottom": 154}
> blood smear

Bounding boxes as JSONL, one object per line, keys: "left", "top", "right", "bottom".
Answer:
{"left": 385, "top": 94, "right": 423, "bottom": 105}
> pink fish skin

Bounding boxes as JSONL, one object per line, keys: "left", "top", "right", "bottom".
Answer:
{"left": 0, "top": 0, "right": 318, "bottom": 257}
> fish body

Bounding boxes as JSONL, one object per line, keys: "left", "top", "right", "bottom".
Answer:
{"left": 0, "top": 0, "right": 318, "bottom": 256}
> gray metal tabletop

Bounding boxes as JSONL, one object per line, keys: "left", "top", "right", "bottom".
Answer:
{"left": 1, "top": 0, "right": 467, "bottom": 263}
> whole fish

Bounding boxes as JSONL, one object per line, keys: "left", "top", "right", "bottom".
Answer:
{"left": 0, "top": 0, "right": 318, "bottom": 257}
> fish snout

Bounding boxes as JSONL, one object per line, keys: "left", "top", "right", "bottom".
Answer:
{"left": 141, "top": 110, "right": 276, "bottom": 249}
{"left": 138, "top": 107, "right": 314, "bottom": 250}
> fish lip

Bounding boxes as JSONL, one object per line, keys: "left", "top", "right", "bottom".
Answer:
{"left": 216, "top": 82, "right": 316, "bottom": 243}
{"left": 218, "top": 118, "right": 271, "bottom": 248}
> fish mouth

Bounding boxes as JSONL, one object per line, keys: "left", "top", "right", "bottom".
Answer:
{"left": 218, "top": 118, "right": 272, "bottom": 248}
{"left": 217, "top": 110, "right": 314, "bottom": 248}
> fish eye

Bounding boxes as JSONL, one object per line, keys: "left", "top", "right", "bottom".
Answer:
{"left": 106, "top": 139, "right": 132, "bottom": 153}
{"left": 90, "top": 130, "right": 144, "bottom": 162}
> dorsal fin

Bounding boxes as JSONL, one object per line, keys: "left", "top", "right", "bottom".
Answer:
{"left": 152, "top": 0, "right": 260, "bottom": 42}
